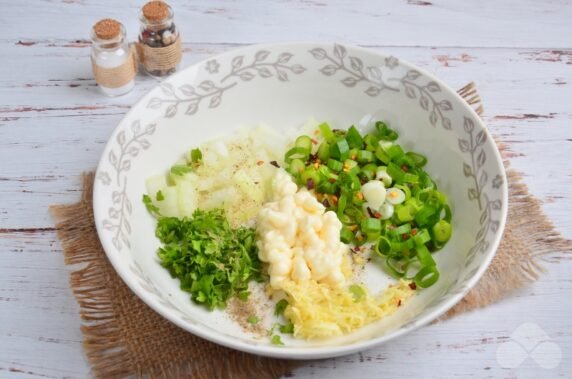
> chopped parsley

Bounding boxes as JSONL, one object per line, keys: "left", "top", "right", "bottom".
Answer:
{"left": 349, "top": 284, "right": 366, "bottom": 302}
{"left": 274, "top": 299, "right": 288, "bottom": 316}
{"left": 156, "top": 190, "right": 165, "bottom": 201}
{"left": 190, "top": 148, "right": 202, "bottom": 163}
{"left": 247, "top": 315, "right": 259, "bottom": 325}
{"left": 154, "top": 209, "right": 265, "bottom": 310}
{"left": 142, "top": 194, "right": 160, "bottom": 216}
{"left": 279, "top": 322, "right": 294, "bottom": 334}
{"left": 271, "top": 335, "right": 284, "bottom": 346}
{"left": 170, "top": 164, "right": 193, "bottom": 176}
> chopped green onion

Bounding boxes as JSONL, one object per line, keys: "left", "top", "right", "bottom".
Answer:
{"left": 375, "top": 121, "right": 399, "bottom": 141}
{"left": 357, "top": 150, "right": 374, "bottom": 163}
{"left": 413, "top": 228, "right": 431, "bottom": 246}
{"left": 432, "top": 220, "right": 452, "bottom": 243}
{"left": 386, "top": 144, "right": 405, "bottom": 160}
{"left": 319, "top": 122, "right": 335, "bottom": 142}
{"left": 413, "top": 265, "right": 440, "bottom": 288}
{"left": 285, "top": 146, "right": 310, "bottom": 163}
{"left": 375, "top": 236, "right": 392, "bottom": 255}
{"left": 156, "top": 190, "right": 165, "bottom": 201}
{"left": 346, "top": 126, "right": 364, "bottom": 148}
{"left": 287, "top": 158, "right": 305, "bottom": 177}
{"left": 374, "top": 146, "right": 391, "bottom": 164}
{"left": 330, "top": 139, "right": 350, "bottom": 161}
{"left": 406, "top": 151, "right": 427, "bottom": 167}
{"left": 340, "top": 226, "right": 354, "bottom": 243}
{"left": 396, "top": 203, "right": 416, "bottom": 222}
{"left": 295, "top": 135, "right": 313, "bottom": 151}
{"left": 361, "top": 217, "right": 381, "bottom": 234}
{"left": 327, "top": 158, "right": 343, "bottom": 172}
{"left": 317, "top": 141, "right": 331, "bottom": 162}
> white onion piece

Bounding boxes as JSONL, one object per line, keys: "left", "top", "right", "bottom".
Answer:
{"left": 376, "top": 169, "right": 392, "bottom": 187}
{"left": 386, "top": 188, "right": 406, "bottom": 205}
{"left": 380, "top": 202, "right": 394, "bottom": 220}
{"left": 361, "top": 180, "right": 386, "bottom": 210}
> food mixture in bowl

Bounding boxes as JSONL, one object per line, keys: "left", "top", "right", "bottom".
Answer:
{"left": 142, "top": 119, "right": 453, "bottom": 344}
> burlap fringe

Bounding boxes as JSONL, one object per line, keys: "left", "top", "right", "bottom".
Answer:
{"left": 50, "top": 173, "right": 297, "bottom": 378}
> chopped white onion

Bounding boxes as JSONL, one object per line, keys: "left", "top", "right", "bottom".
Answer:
{"left": 386, "top": 188, "right": 406, "bottom": 205}
{"left": 360, "top": 180, "right": 386, "bottom": 210}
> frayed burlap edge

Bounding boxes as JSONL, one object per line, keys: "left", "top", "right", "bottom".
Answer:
{"left": 49, "top": 82, "right": 571, "bottom": 378}
{"left": 50, "top": 174, "right": 298, "bottom": 379}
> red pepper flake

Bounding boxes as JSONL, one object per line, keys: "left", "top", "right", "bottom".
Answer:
{"left": 411, "top": 229, "right": 418, "bottom": 236}
{"left": 328, "top": 178, "right": 336, "bottom": 183}
{"left": 401, "top": 164, "right": 408, "bottom": 172}
{"left": 397, "top": 299, "right": 402, "bottom": 307}
{"left": 306, "top": 179, "right": 315, "bottom": 190}
{"left": 408, "top": 282, "right": 417, "bottom": 290}
{"left": 331, "top": 195, "right": 339, "bottom": 206}
{"left": 366, "top": 207, "right": 375, "bottom": 218}
{"left": 402, "top": 234, "right": 409, "bottom": 240}
{"left": 311, "top": 138, "right": 318, "bottom": 145}
{"left": 256, "top": 160, "right": 264, "bottom": 166}
{"left": 373, "top": 212, "right": 382, "bottom": 219}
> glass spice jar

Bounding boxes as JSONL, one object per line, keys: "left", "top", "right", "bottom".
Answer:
{"left": 90, "top": 19, "right": 135, "bottom": 97}
{"left": 138, "top": 1, "right": 182, "bottom": 78}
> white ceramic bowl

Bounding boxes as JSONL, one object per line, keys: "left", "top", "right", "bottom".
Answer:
{"left": 94, "top": 42, "right": 508, "bottom": 359}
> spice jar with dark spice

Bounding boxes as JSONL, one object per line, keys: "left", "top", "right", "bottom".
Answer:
{"left": 138, "top": 1, "right": 182, "bottom": 78}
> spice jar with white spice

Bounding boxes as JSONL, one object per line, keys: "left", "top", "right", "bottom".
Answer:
{"left": 90, "top": 19, "right": 136, "bottom": 97}
{"left": 138, "top": 1, "right": 182, "bottom": 78}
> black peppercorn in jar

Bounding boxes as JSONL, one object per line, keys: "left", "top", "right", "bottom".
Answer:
{"left": 138, "top": 1, "right": 182, "bottom": 78}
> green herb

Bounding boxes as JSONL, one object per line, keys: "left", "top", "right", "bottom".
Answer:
{"left": 279, "top": 322, "right": 294, "bottom": 334}
{"left": 271, "top": 335, "right": 284, "bottom": 346}
{"left": 190, "top": 148, "right": 203, "bottom": 163}
{"left": 170, "top": 164, "right": 193, "bottom": 176}
{"left": 156, "top": 190, "right": 165, "bottom": 201}
{"left": 153, "top": 209, "right": 264, "bottom": 310}
{"left": 349, "top": 284, "right": 366, "bottom": 302}
{"left": 142, "top": 194, "right": 160, "bottom": 216}
{"left": 247, "top": 315, "right": 259, "bottom": 325}
{"left": 274, "top": 299, "right": 288, "bottom": 316}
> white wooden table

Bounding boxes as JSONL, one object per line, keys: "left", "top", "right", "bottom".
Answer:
{"left": 1, "top": 1, "right": 571, "bottom": 377}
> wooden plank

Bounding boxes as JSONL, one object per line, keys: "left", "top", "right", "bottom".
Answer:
{"left": 2, "top": 0, "right": 571, "bottom": 48}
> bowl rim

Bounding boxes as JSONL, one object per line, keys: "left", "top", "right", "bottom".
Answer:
{"left": 93, "top": 41, "right": 508, "bottom": 359}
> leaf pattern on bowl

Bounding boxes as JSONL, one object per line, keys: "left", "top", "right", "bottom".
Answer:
{"left": 310, "top": 44, "right": 399, "bottom": 96}
{"left": 146, "top": 50, "right": 307, "bottom": 118}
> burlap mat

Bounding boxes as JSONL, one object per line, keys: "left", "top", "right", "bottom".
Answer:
{"left": 50, "top": 83, "right": 571, "bottom": 378}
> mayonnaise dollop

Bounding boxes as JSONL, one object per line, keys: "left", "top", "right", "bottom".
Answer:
{"left": 256, "top": 170, "right": 350, "bottom": 290}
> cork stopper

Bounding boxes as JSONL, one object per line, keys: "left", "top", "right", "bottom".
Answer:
{"left": 142, "top": 1, "right": 170, "bottom": 21}
{"left": 93, "top": 19, "right": 121, "bottom": 40}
